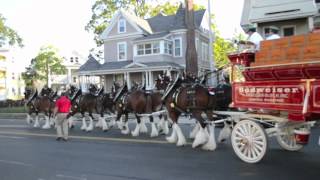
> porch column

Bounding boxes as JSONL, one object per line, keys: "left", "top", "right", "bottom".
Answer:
{"left": 148, "top": 71, "right": 153, "bottom": 90}
{"left": 145, "top": 71, "right": 149, "bottom": 89}
{"left": 127, "top": 72, "right": 131, "bottom": 90}
{"left": 67, "top": 68, "right": 72, "bottom": 85}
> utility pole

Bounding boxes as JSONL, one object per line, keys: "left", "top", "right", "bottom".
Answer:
{"left": 185, "top": 0, "right": 198, "bottom": 77}
{"left": 208, "top": 0, "right": 216, "bottom": 86}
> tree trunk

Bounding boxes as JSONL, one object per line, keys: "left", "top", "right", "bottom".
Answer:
{"left": 185, "top": 0, "right": 198, "bottom": 77}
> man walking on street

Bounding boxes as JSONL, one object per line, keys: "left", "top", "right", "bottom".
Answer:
{"left": 54, "top": 87, "right": 71, "bottom": 141}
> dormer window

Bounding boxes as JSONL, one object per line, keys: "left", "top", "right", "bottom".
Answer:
{"left": 118, "top": 19, "right": 126, "bottom": 33}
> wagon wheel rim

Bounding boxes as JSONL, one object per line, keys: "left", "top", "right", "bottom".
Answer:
{"left": 231, "top": 120, "right": 267, "bottom": 163}
{"left": 276, "top": 126, "right": 303, "bottom": 151}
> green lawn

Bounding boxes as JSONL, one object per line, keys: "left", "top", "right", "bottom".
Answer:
{"left": 0, "top": 106, "right": 27, "bottom": 113}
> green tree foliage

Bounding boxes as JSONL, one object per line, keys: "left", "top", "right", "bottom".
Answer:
{"left": 0, "top": 14, "right": 23, "bottom": 47}
{"left": 28, "top": 46, "right": 66, "bottom": 86}
{"left": 211, "top": 16, "right": 236, "bottom": 69}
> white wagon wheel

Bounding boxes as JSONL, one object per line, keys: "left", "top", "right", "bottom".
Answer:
{"left": 231, "top": 119, "right": 268, "bottom": 163}
{"left": 276, "top": 125, "right": 303, "bottom": 151}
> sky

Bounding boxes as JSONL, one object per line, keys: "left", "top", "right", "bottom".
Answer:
{"left": 0, "top": 0, "right": 244, "bottom": 68}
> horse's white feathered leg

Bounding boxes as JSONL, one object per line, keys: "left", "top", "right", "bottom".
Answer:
{"left": 218, "top": 122, "right": 231, "bottom": 143}
{"left": 117, "top": 116, "right": 124, "bottom": 130}
{"left": 121, "top": 122, "right": 130, "bottom": 135}
{"left": 80, "top": 117, "right": 87, "bottom": 130}
{"left": 42, "top": 116, "right": 50, "bottom": 129}
{"left": 166, "top": 123, "right": 178, "bottom": 143}
{"left": 33, "top": 115, "right": 40, "bottom": 128}
{"left": 95, "top": 117, "right": 102, "bottom": 128}
{"left": 192, "top": 126, "right": 209, "bottom": 148}
{"left": 131, "top": 123, "right": 140, "bottom": 137}
{"left": 174, "top": 124, "right": 187, "bottom": 146}
{"left": 101, "top": 117, "right": 109, "bottom": 131}
{"left": 26, "top": 114, "right": 31, "bottom": 124}
{"left": 202, "top": 123, "right": 217, "bottom": 151}
{"left": 150, "top": 122, "right": 159, "bottom": 137}
{"left": 157, "top": 118, "right": 164, "bottom": 133}
{"left": 86, "top": 117, "right": 94, "bottom": 132}
{"left": 163, "top": 120, "right": 169, "bottom": 135}
{"left": 49, "top": 116, "right": 55, "bottom": 126}
{"left": 189, "top": 122, "right": 200, "bottom": 139}
{"left": 139, "top": 118, "right": 148, "bottom": 133}
{"left": 68, "top": 116, "right": 74, "bottom": 128}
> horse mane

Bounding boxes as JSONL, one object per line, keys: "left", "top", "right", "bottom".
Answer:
{"left": 26, "top": 89, "right": 38, "bottom": 105}
{"left": 161, "top": 75, "right": 181, "bottom": 101}
{"left": 71, "top": 89, "right": 82, "bottom": 102}
{"left": 113, "top": 84, "right": 128, "bottom": 103}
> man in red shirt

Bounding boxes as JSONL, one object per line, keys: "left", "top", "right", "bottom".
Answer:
{"left": 54, "top": 88, "right": 71, "bottom": 141}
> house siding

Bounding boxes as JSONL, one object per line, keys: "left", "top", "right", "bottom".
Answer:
{"left": 258, "top": 18, "right": 308, "bottom": 37}
{"left": 104, "top": 36, "right": 141, "bottom": 62}
{"left": 108, "top": 15, "right": 139, "bottom": 36}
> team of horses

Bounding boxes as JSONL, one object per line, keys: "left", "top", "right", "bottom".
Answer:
{"left": 24, "top": 71, "right": 232, "bottom": 151}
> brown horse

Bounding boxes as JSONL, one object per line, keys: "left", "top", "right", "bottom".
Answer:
{"left": 94, "top": 82, "right": 121, "bottom": 130}
{"left": 113, "top": 78, "right": 169, "bottom": 137}
{"left": 24, "top": 87, "right": 54, "bottom": 129}
{"left": 161, "top": 73, "right": 217, "bottom": 150}
{"left": 68, "top": 84, "right": 105, "bottom": 132}
{"left": 24, "top": 88, "right": 38, "bottom": 126}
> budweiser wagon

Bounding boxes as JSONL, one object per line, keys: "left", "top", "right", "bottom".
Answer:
{"left": 224, "top": 32, "right": 320, "bottom": 163}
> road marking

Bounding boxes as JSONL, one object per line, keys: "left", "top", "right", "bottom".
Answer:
{"left": 56, "top": 174, "right": 87, "bottom": 180}
{"left": 0, "top": 159, "right": 33, "bottom": 167}
{"left": 0, "top": 135, "right": 26, "bottom": 139}
{"left": 0, "top": 130, "right": 183, "bottom": 145}
{"left": 0, "top": 125, "right": 29, "bottom": 128}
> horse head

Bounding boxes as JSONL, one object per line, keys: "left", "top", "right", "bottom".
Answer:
{"left": 40, "top": 86, "right": 53, "bottom": 97}
{"left": 155, "top": 74, "right": 171, "bottom": 90}
{"left": 88, "top": 84, "right": 98, "bottom": 94}
{"left": 24, "top": 88, "right": 33, "bottom": 100}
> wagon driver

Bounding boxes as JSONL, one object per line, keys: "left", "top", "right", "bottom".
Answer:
{"left": 239, "top": 24, "right": 264, "bottom": 51}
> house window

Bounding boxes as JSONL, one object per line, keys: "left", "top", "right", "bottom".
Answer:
{"left": 152, "top": 42, "right": 160, "bottom": 54}
{"left": 316, "top": 0, "right": 320, "bottom": 3}
{"left": 164, "top": 41, "right": 173, "bottom": 55}
{"left": 118, "top": 19, "right": 126, "bottom": 33}
{"left": 145, "top": 44, "right": 152, "bottom": 54}
{"left": 174, "top": 38, "right": 182, "bottom": 57}
{"left": 201, "top": 42, "right": 209, "bottom": 61}
{"left": 137, "top": 44, "right": 144, "bottom": 55}
{"left": 282, "top": 26, "right": 295, "bottom": 37}
{"left": 136, "top": 42, "right": 160, "bottom": 55}
{"left": 12, "top": 73, "right": 15, "bottom": 80}
{"left": 117, "top": 42, "right": 127, "bottom": 61}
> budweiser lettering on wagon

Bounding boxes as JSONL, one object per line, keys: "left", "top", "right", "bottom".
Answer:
{"left": 237, "top": 85, "right": 304, "bottom": 104}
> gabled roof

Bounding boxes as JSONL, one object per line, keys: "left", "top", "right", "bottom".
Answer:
{"left": 121, "top": 10, "right": 153, "bottom": 34}
{"left": 79, "top": 59, "right": 183, "bottom": 75}
{"left": 146, "top": 8, "right": 206, "bottom": 33}
{"left": 100, "top": 5, "right": 206, "bottom": 41}
{"left": 134, "top": 32, "right": 170, "bottom": 42}
{"left": 79, "top": 55, "right": 101, "bottom": 71}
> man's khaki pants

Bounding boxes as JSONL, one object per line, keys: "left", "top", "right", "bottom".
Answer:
{"left": 56, "top": 113, "right": 68, "bottom": 139}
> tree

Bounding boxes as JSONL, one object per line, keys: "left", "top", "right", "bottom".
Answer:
{"left": 211, "top": 16, "right": 236, "bottom": 69}
{"left": 0, "top": 14, "right": 23, "bottom": 47}
{"left": 31, "top": 46, "right": 66, "bottom": 86}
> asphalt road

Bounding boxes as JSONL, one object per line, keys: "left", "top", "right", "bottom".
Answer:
{"left": 0, "top": 118, "right": 319, "bottom": 180}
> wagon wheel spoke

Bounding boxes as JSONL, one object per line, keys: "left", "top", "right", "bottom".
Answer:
{"left": 231, "top": 120, "right": 267, "bottom": 164}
